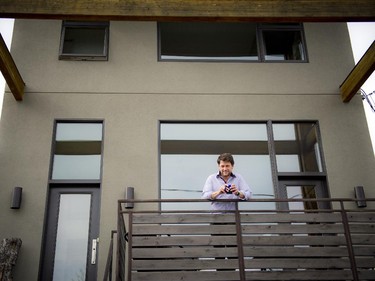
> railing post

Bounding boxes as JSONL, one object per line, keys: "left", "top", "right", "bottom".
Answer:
{"left": 234, "top": 201, "right": 246, "bottom": 281}
{"left": 340, "top": 200, "right": 359, "bottom": 281}
{"left": 103, "top": 231, "right": 116, "bottom": 281}
{"left": 116, "top": 201, "right": 126, "bottom": 281}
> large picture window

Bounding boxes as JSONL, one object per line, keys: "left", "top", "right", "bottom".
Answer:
{"left": 160, "top": 121, "right": 326, "bottom": 211}
{"left": 158, "top": 22, "right": 307, "bottom": 62}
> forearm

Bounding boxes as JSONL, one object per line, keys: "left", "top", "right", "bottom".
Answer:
{"left": 210, "top": 189, "right": 223, "bottom": 199}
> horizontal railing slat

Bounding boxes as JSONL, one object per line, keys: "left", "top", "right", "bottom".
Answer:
{"left": 133, "top": 257, "right": 353, "bottom": 271}
{"left": 131, "top": 212, "right": 345, "bottom": 224}
{"left": 132, "top": 234, "right": 348, "bottom": 247}
{"left": 347, "top": 212, "right": 375, "bottom": 222}
{"left": 131, "top": 269, "right": 356, "bottom": 281}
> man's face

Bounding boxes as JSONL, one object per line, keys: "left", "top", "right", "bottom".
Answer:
{"left": 218, "top": 160, "right": 233, "bottom": 178}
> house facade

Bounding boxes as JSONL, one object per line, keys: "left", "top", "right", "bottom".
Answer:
{"left": 0, "top": 17, "right": 374, "bottom": 280}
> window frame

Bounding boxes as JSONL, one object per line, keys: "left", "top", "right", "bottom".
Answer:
{"left": 59, "top": 21, "right": 110, "bottom": 61}
{"left": 157, "top": 23, "right": 308, "bottom": 63}
{"left": 257, "top": 23, "right": 308, "bottom": 63}
{"left": 49, "top": 119, "right": 105, "bottom": 185}
{"left": 159, "top": 120, "right": 327, "bottom": 210}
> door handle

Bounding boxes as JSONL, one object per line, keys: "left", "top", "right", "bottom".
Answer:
{"left": 91, "top": 238, "right": 98, "bottom": 265}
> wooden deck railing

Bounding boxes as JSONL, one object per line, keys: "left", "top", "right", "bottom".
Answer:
{"left": 105, "top": 198, "right": 375, "bottom": 281}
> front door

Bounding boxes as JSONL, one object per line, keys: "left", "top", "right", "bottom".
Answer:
{"left": 40, "top": 121, "right": 103, "bottom": 281}
{"left": 40, "top": 187, "right": 100, "bottom": 281}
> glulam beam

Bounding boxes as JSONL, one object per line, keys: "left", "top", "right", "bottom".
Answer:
{"left": 0, "top": 0, "right": 374, "bottom": 22}
{"left": 0, "top": 33, "right": 25, "bottom": 101}
{"left": 340, "top": 41, "right": 375, "bottom": 103}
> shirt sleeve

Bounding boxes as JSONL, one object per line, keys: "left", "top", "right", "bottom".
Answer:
{"left": 202, "top": 174, "right": 215, "bottom": 199}
{"left": 237, "top": 174, "right": 253, "bottom": 200}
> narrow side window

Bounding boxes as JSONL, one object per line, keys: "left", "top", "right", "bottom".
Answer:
{"left": 259, "top": 23, "right": 308, "bottom": 62}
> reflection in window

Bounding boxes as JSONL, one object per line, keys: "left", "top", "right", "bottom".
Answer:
{"left": 59, "top": 21, "right": 109, "bottom": 61}
{"left": 262, "top": 30, "right": 305, "bottom": 61}
{"left": 159, "top": 22, "right": 258, "bottom": 61}
{"left": 160, "top": 121, "right": 326, "bottom": 211}
{"left": 273, "top": 123, "right": 323, "bottom": 173}
{"left": 160, "top": 123, "right": 275, "bottom": 210}
{"left": 286, "top": 185, "right": 317, "bottom": 210}
{"left": 158, "top": 22, "right": 307, "bottom": 62}
{"left": 52, "top": 122, "right": 103, "bottom": 180}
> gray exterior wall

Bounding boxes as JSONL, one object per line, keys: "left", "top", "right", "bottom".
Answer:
{"left": 0, "top": 19, "right": 374, "bottom": 280}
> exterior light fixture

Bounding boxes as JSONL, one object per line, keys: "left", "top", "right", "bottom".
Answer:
{"left": 10, "top": 187, "right": 23, "bottom": 209}
{"left": 125, "top": 186, "right": 134, "bottom": 209}
{"left": 354, "top": 185, "right": 367, "bottom": 208}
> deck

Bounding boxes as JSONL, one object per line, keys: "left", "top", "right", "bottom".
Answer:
{"left": 104, "top": 198, "right": 375, "bottom": 281}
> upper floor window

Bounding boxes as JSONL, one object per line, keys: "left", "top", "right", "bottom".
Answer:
{"left": 59, "top": 21, "right": 109, "bottom": 61}
{"left": 158, "top": 22, "right": 307, "bottom": 62}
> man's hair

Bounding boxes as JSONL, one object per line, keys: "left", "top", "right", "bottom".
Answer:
{"left": 217, "top": 153, "right": 234, "bottom": 165}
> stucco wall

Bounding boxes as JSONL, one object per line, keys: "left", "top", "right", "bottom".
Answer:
{"left": 0, "top": 19, "right": 374, "bottom": 280}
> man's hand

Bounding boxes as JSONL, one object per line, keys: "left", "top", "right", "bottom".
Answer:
{"left": 231, "top": 184, "right": 245, "bottom": 199}
{"left": 210, "top": 185, "right": 226, "bottom": 199}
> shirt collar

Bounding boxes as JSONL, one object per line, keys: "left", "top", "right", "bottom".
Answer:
{"left": 216, "top": 172, "right": 236, "bottom": 178}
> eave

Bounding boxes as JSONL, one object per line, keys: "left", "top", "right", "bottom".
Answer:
{"left": 0, "top": 0, "right": 374, "bottom": 22}
{"left": 0, "top": 0, "right": 374, "bottom": 102}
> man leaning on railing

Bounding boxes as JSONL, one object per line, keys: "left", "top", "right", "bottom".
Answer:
{"left": 202, "top": 152, "right": 252, "bottom": 210}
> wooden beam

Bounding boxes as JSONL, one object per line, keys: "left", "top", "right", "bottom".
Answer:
{"left": 340, "top": 41, "right": 375, "bottom": 103}
{"left": 0, "top": 33, "right": 25, "bottom": 101}
{"left": 0, "top": 0, "right": 374, "bottom": 22}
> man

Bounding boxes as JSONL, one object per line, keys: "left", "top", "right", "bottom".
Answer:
{"left": 202, "top": 153, "right": 252, "bottom": 211}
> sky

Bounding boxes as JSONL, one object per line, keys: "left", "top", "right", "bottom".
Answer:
{"left": 0, "top": 19, "right": 374, "bottom": 154}
{"left": 347, "top": 23, "right": 375, "bottom": 155}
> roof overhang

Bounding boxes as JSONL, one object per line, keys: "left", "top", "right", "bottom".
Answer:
{"left": 0, "top": 0, "right": 375, "bottom": 22}
{"left": 0, "top": 0, "right": 374, "bottom": 101}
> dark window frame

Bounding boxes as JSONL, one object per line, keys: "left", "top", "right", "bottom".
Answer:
{"left": 59, "top": 21, "right": 110, "bottom": 61}
{"left": 257, "top": 23, "right": 308, "bottom": 62}
{"left": 159, "top": 120, "right": 327, "bottom": 209}
{"left": 48, "top": 119, "right": 105, "bottom": 184}
{"left": 158, "top": 22, "right": 308, "bottom": 63}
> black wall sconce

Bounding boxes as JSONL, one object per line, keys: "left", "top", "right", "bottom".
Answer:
{"left": 125, "top": 186, "right": 134, "bottom": 209}
{"left": 10, "top": 187, "right": 23, "bottom": 209}
{"left": 354, "top": 186, "right": 367, "bottom": 208}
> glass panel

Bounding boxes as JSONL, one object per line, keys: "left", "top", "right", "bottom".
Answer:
{"left": 56, "top": 123, "right": 103, "bottom": 141}
{"left": 263, "top": 30, "right": 305, "bottom": 61}
{"left": 161, "top": 154, "right": 275, "bottom": 211}
{"left": 53, "top": 194, "right": 91, "bottom": 281}
{"left": 276, "top": 155, "right": 301, "bottom": 172}
{"left": 52, "top": 123, "right": 103, "bottom": 180}
{"left": 273, "top": 123, "right": 323, "bottom": 172}
{"left": 62, "top": 27, "right": 106, "bottom": 55}
{"left": 235, "top": 155, "right": 275, "bottom": 210}
{"left": 52, "top": 155, "right": 101, "bottom": 180}
{"left": 160, "top": 123, "right": 275, "bottom": 211}
{"left": 160, "top": 22, "right": 259, "bottom": 61}
{"left": 286, "top": 185, "right": 317, "bottom": 210}
{"left": 161, "top": 155, "right": 214, "bottom": 210}
{"left": 161, "top": 123, "right": 267, "bottom": 141}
